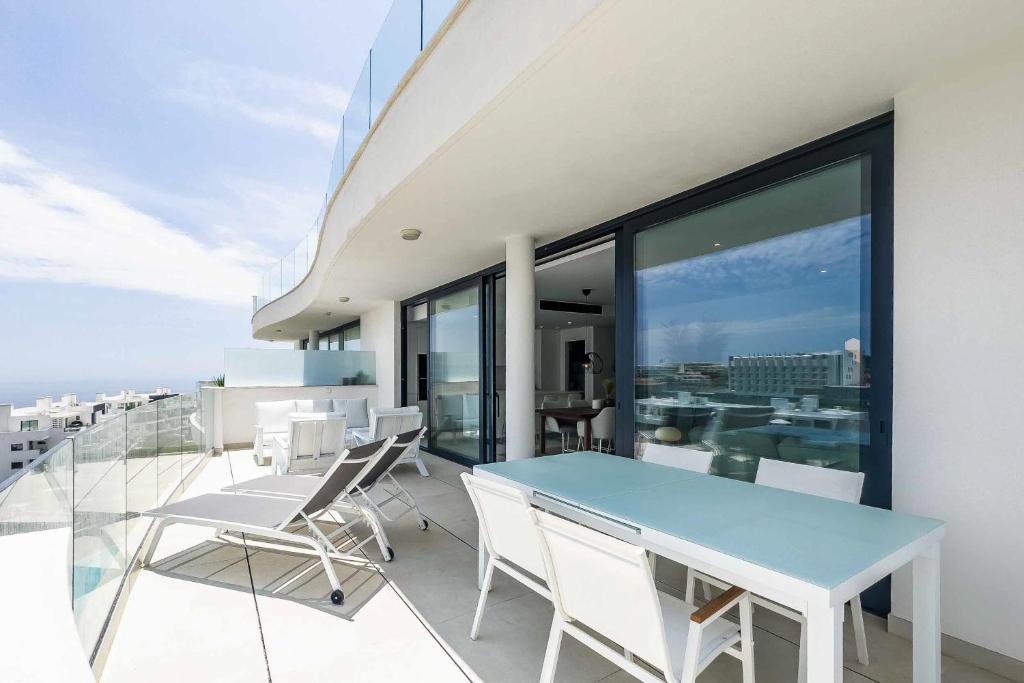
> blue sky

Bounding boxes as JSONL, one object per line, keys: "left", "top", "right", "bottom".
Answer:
{"left": 0, "top": 1, "right": 389, "bottom": 402}
{"left": 636, "top": 218, "right": 871, "bottom": 366}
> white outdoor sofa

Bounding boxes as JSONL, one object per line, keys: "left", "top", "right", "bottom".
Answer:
{"left": 254, "top": 398, "right": 370, "bottom": 466}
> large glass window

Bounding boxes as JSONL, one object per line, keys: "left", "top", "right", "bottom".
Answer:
{"left": 635, "top": 158, "right": 870, "bottom": 483}
{"left": 429, "top": 285, "right": 482, "bottom": 461}
{"left": 342, "top": 323, "right": 361, "bottom": 350}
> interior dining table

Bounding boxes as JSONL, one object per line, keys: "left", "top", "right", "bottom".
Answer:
{"left": 536, "top": 406, "right": 601, "bottom": 453}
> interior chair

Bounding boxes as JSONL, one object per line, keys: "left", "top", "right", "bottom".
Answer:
{"left": 272, "top": 413, "right": 347, "bottom": 475}
{"left": 687, "top": 458, "right": 870, "bottom": 681}
{"left": 461, "top": 473, "right": 550, "bottom": 641}
{"left": 578, "top": 406, "right": 615, "bottom": 452}
{"left": 531, "top": 508, "right": 755, "bottom": 683}
{"left": 544, "top": 416, "right": 573, "bottom": 453}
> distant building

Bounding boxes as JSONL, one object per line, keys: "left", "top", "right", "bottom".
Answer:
{"left": 728, "top": 351, "right": 843, "bottom": 395}
{"left": 843, "top": 338, "right": 865, "bottom": 386}
{"left": 0, "top": 389, "right": 172, "bottom": 475}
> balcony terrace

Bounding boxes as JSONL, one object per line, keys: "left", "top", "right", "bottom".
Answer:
{"left": 2, "top": 415, "right": 1010, "bottom": 681}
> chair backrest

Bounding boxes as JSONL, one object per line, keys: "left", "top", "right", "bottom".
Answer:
{"left": 461, "top": 474, "right": 547, "bottom": 579}
{"left": 286, "top": 437, "right": 393, "bottom": 525}
{"left": 255, "top": 400, "right": 297, "bottom": 433}
{"left": 356, "top": 428, "right": 426, "bottom": 488}
{"left": 287, "top": 413, "right": 347, "bottom": 460}
{"left": 544, "top": 416, "right": 560, "bottom": 433}
{"left": 370, "top": 408, "right": 423, "bottom": 439}
{"left": 755, "top": 458, "right": 864, "bottom": 503}
{"left": 591, "top": 406, "right": 615, "bottom": 439}
{"left": 531, "top": 509, "right": 671, "bottom": 674}
{"left": 642, "top": 443, "right": 713, "bottom": 473}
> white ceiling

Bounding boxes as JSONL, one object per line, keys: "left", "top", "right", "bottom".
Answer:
{"left": 253, "top": 0, "right": 1024, "bottom": 339}
{"left": 535, "top": 242, "right": 615, "bottom": 329}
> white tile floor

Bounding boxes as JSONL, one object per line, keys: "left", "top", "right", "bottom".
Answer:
{"left": 101, "top": 449, "right": 1013, "bottom": 683}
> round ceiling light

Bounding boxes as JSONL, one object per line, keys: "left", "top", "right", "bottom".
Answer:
{"left": 338, "top": 296, "right": 350, "bottom": 303}
{"left": 400, "top": 228, "right": 421, "bottom": 241}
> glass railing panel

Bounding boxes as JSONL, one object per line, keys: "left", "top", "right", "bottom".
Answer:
{"left": 422, "top": 0, "right": 459, "bottom": 43}
{"left": 224, "top": 348, "right": 377, "bottom": 387}
{"left": 256, "top": 0, "right": 464, "bottom": 311}
{"left": 370, "top": 0, "right": 422, "bottom": 122}
{"left": 72, "top": 414, "right": 128, "bottom": 655}
{"left": 157, "top": 396, "right": 183, "bottom": 497}
{"left": 125, "top": 402, "right": 159, "bottom": 561}
{"left": 180, "top": 393, "right": 202, "bottom": 472}
{"left": 0, "top": 438, "right": 73, "bottom": 537}
{"left": 343, "top": 56, "right": 372, "bottom": 170}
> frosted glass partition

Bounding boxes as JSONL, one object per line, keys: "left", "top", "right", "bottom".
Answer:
{"left": 224, "top": 348, "right": 376, "bottom": 388}
{"left": 256, "top": 0, "right": 462, "bottom": 311}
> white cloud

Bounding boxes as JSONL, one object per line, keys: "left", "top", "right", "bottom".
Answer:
{"left": 167, "top": 59, "right": 348, "bottom": 144}
{"left": 0, "top": 136, "right": 270, "bottom": 308}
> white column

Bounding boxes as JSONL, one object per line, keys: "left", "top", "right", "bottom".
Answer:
{"left": 292, "top": 340, "right": 303, "bottom": 350}
{"left": 308, "top": 329, "right": 320, "bottom": 349}
{"left": 505, "top": 234, "right": 536, "bottom": 460}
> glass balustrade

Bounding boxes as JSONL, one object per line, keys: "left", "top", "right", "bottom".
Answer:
{"left": 255, "top": 0, "right": 460, "bottom": 312}
{"left": 0, "top": 390, "right": 209, "bottom": 667}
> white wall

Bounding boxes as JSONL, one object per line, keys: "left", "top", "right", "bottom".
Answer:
{"left": 892, "top": 38, "right": 1024, "bottom": 662}
{"left": 359, "top": 301, "right": 401, "bottom": 408}
{"left": 216, "top": 385, "right": 379, "bottom": 446}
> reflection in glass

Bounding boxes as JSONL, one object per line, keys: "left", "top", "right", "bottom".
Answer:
{"left": 634, "top": 158, "right": 871, "bottom": 483}
{"left": 429, "top": 286, "right": 481, "bottom": 461}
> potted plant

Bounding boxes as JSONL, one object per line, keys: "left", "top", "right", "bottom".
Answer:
{"left": 602, "top": 378, "right": 615, "bottom": 406}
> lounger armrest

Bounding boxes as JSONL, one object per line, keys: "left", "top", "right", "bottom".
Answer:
{"left": 690, "top": 585, "right": 746, "bottom": 625}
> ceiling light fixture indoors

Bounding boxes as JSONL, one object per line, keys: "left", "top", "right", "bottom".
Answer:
{"left": 338, "top": 296, "right": 350, "bottom": 303}
{"left": 400, "top": 228, "right": 421, "bottom": 241}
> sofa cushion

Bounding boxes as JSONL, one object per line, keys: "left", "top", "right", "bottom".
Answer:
{"left": 332, "top": 398, "right": 369, "bottom": 429}
{"left": 255, "top": 400, "right": 297, "bottom": 433}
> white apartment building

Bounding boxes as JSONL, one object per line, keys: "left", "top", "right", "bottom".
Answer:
{"left": 1, "top": 390, "right": 172, "bottom": 475}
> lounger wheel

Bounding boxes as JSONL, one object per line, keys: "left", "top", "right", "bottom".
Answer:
{"left": 330, "top": 589, "right": 344, "bottom": 605}
{"left": 419, "top": 519, "right": 429, "bottom": 530}
{"left": 384, "top": 546, "right": 395, "bottom": 562}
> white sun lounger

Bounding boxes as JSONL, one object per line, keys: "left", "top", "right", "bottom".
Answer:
{"left": 141, "top": 438, "right": 394, "bottom": 605}
{"left": 223, "top": 428, "right": 429, "bottom": 561}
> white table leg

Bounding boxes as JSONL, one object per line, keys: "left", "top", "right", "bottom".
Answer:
{"left": 478, "top": 528, "right": 490, "bottom": 591}
{"left": 913, "top": 542, "right": 941, "bottom": 682}
{"left": 806, "top": 602, "right": 843, "bottom": 682}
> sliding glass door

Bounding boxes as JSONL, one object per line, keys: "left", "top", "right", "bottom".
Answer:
{"left": 633, "top": 157, "right": 873, "bottom": 483}
{"left": 426, "top": 284, "right": 483, "bottom": 463}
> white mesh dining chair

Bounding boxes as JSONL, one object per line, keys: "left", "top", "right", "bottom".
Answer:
{"left": 641, "top": 444, "right": 713, "bottom": 576}
{"left": 687, "top": 458, "right": 869, "bottom": 681}
{"left": 461, "top": 473, "right": 550, "bottom": 641}
{"left": 531, "top": 509, "right": 755, "bottom": 683}
{"left": 642, "top": 444, "right": 714, "bottom": 474}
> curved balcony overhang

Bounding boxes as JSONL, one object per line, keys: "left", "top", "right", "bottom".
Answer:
{"left": 253, "top": 0, "right": 1024, "bottom": 340}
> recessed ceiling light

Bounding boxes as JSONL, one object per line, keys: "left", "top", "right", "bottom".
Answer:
{"left": 275, "top": 329, "right": 282, "bottom": 333}
{"left": 338, "top": 296, "right": 350, "bottom": 303}
{"left": 567, "top": 321, "right": 573, "bottom": 325}
{"left": 713, "top": 242, "right": 722, "bottom": 247}
{"left": 325, "top": 311, "right": 332, "bottom": 316}
{"left": 820, "top": 269, "right": 828, "bottom": 273}
{"left": 400, "top": 228, "right": 421, "bottom": 241}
